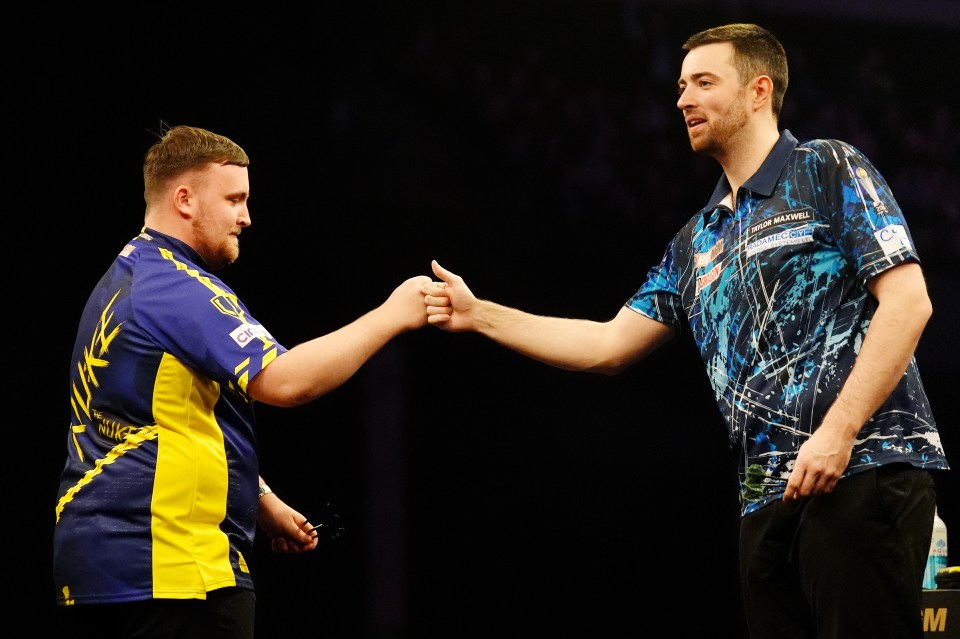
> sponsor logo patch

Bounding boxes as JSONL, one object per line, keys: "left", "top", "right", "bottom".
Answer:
{"left": 694, "top": 239, "right": 724, "bottom": 268}
{"left": 874, "top": 224, "right": 912, "bottom": 256}
{"left": 230, "top": 323, "right": 274, "bottom": 348}
{"left": 696, "top": 262, "right": 722, "bottom": 294}
{"left": 748, "top": 209, "right": 814, "bottom": 237}
{"left": 746, "top": 225, "right": 814, "bottom": 257}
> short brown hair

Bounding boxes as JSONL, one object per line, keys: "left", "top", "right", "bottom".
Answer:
{"left": 143, "top": 124, "right": 249, "bottom": 202}
{"left": 683, "top": 23, "right": 788, "bottom": 119}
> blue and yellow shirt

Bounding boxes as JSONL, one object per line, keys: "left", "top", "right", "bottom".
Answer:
{"left": 628, "top": 130, "right": 949, "bottom": 515}
{"left": 54, "top": 228, "right": 286, "bottom": 604}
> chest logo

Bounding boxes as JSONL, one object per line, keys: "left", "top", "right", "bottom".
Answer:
{"left": 746, "top": 225, "right": 814, "bottom": 257}
{"left": 696, "top": 262, "right": 722, "bottom": 294}
{"left": 694, "top": 239, "right": 724, "bottom": 268}
{"left": 748, "top": 209, "right": 814, "bottom": 236}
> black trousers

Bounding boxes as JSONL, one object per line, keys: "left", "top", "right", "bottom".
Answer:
{"left": 55, "top": 586, "right": 256, "bottom": 639}
{"left": 740, "top": 464, "right": 936, "bottom": 639}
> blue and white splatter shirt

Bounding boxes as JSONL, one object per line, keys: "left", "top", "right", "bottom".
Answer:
{"left": 627, "top": 130, "right": 949, "bottom": 515}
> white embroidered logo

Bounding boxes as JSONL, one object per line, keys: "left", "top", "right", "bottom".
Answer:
{"left": 874, "top": 224, "right": 912, "bottom": 257}
{"left": 230, "top": 323, "right": 273, "bottom": 348}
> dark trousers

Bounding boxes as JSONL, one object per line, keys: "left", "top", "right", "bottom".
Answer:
{"left": 739, "top": 464, "right": 935, "bottom": 639}
{"left": 55, "top": 586, "right": 256, "bottom": 639}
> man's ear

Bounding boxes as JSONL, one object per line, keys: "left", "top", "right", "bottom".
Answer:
{"left": 173, "top": 184, "right": 194, "bottom": 220}
{"left": 752, "top": 75, "right": 774, "bottom": 114}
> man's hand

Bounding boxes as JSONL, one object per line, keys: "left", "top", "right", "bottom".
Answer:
{"left": 423, "top": 260, "right": 478, "bottom": 331}
{"left": 782, "top": 426, "right": 852, "bottom": 501}
{"left": 257, "top": 492, "right": 320, "bottom": 554}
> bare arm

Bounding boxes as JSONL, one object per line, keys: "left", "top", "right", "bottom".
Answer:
{"left": 783, "top": 262, "right": 933, "bottom": 500}
{"left": 248, "top": 275, "right": 431, "bottom": 406}
{"left": 424, "top": 260, "right": 676, "bottom": 374}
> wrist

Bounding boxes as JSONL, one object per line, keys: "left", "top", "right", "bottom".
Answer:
{"left": 473, "top": 298, "right": 495, "bottom": 333}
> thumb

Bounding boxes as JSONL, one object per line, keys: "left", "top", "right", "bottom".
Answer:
{"left": 431, "top": 259, "right": 457, "bottom": 283}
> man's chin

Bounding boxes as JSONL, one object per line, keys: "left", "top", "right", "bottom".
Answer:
{"left": 225, "top": 242, "right": 240, "bottom": 264}
{"left": 687, "top": 135, "right": 712, "bottom": 155}
{"left": 210, "top": 250, "right": 239, "bottom": 271}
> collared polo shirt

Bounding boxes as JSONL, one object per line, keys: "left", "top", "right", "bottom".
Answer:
{"left": 627, "top": 130, "right": 948, "bottom": 515}
{"left": 54, "top": 228, "right": 286, "bottom": 604}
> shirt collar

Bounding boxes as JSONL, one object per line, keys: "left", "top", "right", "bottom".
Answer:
{"left": 141, "top": 226, "right": 208, "bottom": 268}
{"left": 699, "top": 129, "right": 800, "bottom": 221}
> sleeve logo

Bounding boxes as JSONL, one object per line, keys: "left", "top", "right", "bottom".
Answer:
{"left": 230, "top": 323, "right": 274, "bottom": 348}
{"left": 874, "top": 224, "right": 912, "bottom": 257}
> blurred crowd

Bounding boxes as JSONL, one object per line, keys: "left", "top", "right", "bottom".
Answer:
{"left": 371, "top": 2, "right": 958, "bottom": 269}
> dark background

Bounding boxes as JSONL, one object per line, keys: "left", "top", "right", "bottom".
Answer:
{"left": 12, "top": 2, "right": 959, "bottom": 637}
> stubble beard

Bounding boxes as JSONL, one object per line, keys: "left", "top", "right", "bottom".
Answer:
{"left": 689, "top": 95, "right": 750, "bottom": 158}
{"left": 193, "top": 214, "right": 240, "bottom": 271}
{"left": 213, "top": 237, "right": 240, "bottom": 270}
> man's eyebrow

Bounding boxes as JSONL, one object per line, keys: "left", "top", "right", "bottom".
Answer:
{"left": 680, "top": 71, "right": 718, "bottom": 84}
